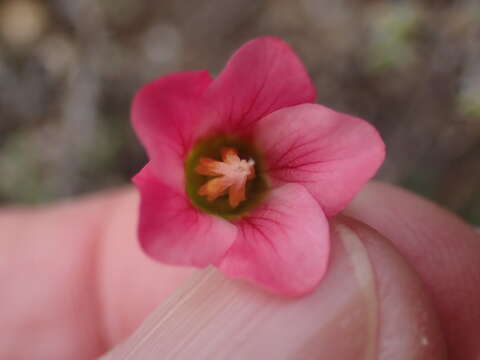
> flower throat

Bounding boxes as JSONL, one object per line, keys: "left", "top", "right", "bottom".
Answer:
{"left": 185, "top": 135, "right": 268, "bottom": 219}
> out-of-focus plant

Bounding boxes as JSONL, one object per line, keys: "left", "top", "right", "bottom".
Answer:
{"left": 366, "top": 4, "right": 420, "bottom": 72}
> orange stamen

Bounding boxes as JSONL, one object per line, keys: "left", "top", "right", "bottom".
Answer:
{"left": 195, "top": 147, "right": 255, "bottom": 208}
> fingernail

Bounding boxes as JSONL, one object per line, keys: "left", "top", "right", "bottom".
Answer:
{"left": 103, "top": 223, "right": 378, "bottom": 360}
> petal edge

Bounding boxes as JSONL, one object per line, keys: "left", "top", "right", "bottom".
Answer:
{"left": 131, "top": 70, "right": 213, "bottom": 190}
{"left": 218, "top": 183, "right": 330, "bottom": 296}
{"left": 254, "top": 104, "right": 386, "bottom": 216}
{"left": 206, "top": 36, "right": 316, "bottom": 132}
{"left": 133, "top": 164, "right": 237, "bottom": 267}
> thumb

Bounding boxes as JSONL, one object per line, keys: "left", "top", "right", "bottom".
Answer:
{"left": 101, "top": 219, "right": 446, "bottom": 360}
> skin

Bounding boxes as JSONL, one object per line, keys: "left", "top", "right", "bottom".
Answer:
{"left": 0, "top": 181, "right": 479, "bottom": 359}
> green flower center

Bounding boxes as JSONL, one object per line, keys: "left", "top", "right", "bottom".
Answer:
{"left": 185, "top": 134, "right": 269, "bottom": 219}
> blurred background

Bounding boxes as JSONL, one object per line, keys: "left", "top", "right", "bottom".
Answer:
{"left": 0, "top": 0, "right": 479, "bottom": 224}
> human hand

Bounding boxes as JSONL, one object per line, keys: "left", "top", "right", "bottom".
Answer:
{"left": 0, "top": 182, "right": 479, "bottom": 359}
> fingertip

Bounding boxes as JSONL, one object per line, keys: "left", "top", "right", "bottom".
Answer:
{"left": 335, "top": 217, "right": 447, "bottom": 360}
{"left": 102, "top": 216, "right": 448, "bottom": 360}
{"left": 346, "top": 181, "right": 480, "bottom": 359}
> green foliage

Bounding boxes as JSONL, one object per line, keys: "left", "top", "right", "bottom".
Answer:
{"left": 367, "top": 4, "right": 420, "bottom": 72}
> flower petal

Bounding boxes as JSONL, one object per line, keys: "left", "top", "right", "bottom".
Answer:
{"left": 131, "top": 71, "right": 213, "bottom": 190}
{"left": 254, "top": 104, "right": 385, "bottom": 216}
{"left": 206, "top": 36, "right": 316, "bottom": 132}
{"left": 133, "top": 164, "right": 237, "bottom": 267}
{"left": 218, "top": 183, "right": 330, "bottom": 296}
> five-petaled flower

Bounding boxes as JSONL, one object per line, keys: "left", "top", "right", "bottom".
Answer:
{"left": 132, "top": 37, "right": 385, "bottom": 296}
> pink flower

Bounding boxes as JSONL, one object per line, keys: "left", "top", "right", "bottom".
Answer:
{"left": 132, "top": 37, "right": 385, "bottom": 296}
